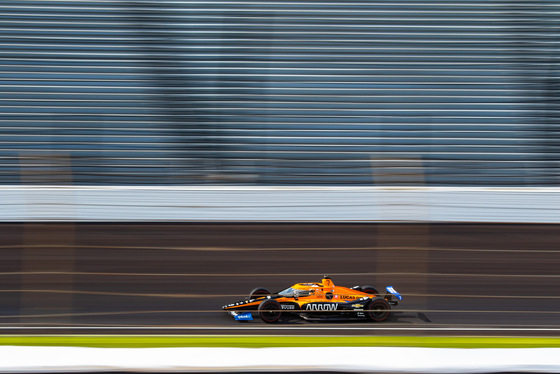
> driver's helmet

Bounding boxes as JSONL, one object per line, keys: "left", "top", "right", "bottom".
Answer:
{"left": 322, "top": 276, "right": 334, "bottom": 289}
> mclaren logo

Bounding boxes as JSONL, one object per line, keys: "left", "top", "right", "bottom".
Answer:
{"left": 305, "top": 303, "right": 338, "bottom": 311}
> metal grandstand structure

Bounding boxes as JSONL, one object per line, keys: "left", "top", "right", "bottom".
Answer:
{"left": 1, "top": 0, "right": 559, "bottom": 185}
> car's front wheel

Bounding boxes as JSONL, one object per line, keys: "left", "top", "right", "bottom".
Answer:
{"left": 258, "top": 299, "right": 282, "bottom": 323}
{"left": 366, "top": 298, "right": 391, "bottom": 322}
{"left": 249, "top": 287, "right": 271, "bottom": 300}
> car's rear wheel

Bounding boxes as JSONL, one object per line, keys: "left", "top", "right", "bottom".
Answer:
{"left": 361, "top": 285, "right": 379, "bottom": 296}
{"left": 249, "top": 287, "right": 271, "bottom": 300}
{"left": 258, "top": 299, "right": 282, "bottom": 323}
{"left": 366, "top": 298, "right": 391, "bottom": 322}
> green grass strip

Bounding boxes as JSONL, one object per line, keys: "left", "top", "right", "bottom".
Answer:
{"left": 0, "top": 336, "right": 559, "bottom": 348}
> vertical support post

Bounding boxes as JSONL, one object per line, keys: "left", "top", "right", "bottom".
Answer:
{"left": 19, "top": 153, "right": 75, "bottom": 325}
{"left": 372, "top": 156, "right": 430, "bottom": 322}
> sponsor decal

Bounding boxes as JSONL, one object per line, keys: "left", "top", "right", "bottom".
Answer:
{"left": 352, "top": 304, "right": 364, "bottom": 308}
{"left": 281, "top": 304, "right": 295, "bottom": 310}
{"left": 305, "top": 303, "right": 338, "bottom": 311}
{"left": 234, "top": 312, "right": 253, "bottom": 321}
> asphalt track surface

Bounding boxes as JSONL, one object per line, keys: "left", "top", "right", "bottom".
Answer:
{"left": 0, "top": 223, "right": 559, "bottom": 336}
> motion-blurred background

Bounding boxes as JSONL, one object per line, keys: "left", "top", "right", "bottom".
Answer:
{"left": 2, "top": 0, "right": 560, "bottom": 185}
{"left": 0, "top": 0, "right": 559, "bottom": 334}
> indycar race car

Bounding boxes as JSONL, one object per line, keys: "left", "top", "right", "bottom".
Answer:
{"left": 222, "top": 275, "right": 402, "bottom": 323}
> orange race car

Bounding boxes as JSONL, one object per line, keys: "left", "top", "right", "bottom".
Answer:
{"left": 222, "top": 275, "right": 402, "bottom": 323}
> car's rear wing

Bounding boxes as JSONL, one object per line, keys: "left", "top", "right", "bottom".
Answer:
{"left": 385, "top": 286, "right": 403, "bottom": 306}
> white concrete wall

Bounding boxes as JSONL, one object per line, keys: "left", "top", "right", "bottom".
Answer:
{"left": 1, "top": 186, "right": 559, "bottom": 223}
{"left": 2, "top": 346, "right": 560, "bottom": 373}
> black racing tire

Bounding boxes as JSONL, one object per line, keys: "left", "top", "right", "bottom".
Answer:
{"left": 366, "top": 298, "right": 391, "bottom": 322}
{"left": 249, "top": 287, "right": 271, "bottom": 300}
{"left": 361, "top": 285, "right": 380, "bottom": 296}
{"left": 258, "top": 299, "right": 282, "bottom": 323}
